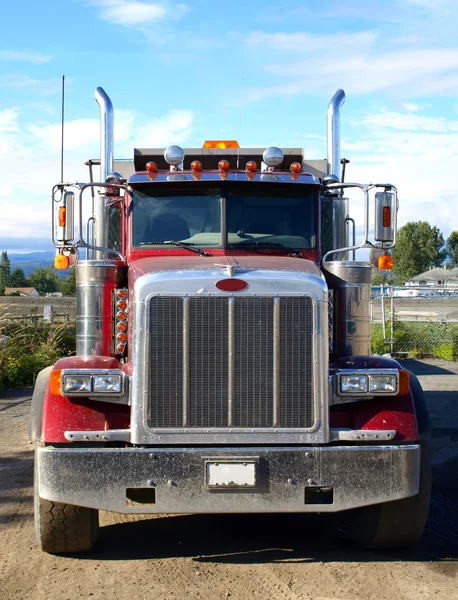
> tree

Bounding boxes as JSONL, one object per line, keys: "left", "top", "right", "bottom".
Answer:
{"left": 9, "top": 268, "right": 29, "bottom": 287}
{"left": 446, "top": 231, "right": 458, "bottom": 267}
{"left": 59, "top": 268, "right": 76, "bottom": 296}
{"left": 391, "top": 221, "right": 446, "bottom": 284}
{"left": 0, "top": 250, "right": 11, "bottom": 293}
{"left": 29, "top": 266, "right": 60, "bottom": 295}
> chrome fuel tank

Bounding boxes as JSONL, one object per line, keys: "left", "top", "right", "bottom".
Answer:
{"left": 323, "top": 261, "right": 371, "bottom": 357}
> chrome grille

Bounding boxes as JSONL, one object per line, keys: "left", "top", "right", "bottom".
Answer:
{"left": 148, "top": 296, "right": 314, "bottom": 429}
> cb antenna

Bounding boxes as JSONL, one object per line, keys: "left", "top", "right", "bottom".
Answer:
{"left": 60, "top": 75, "right": 65, "bottom": 183}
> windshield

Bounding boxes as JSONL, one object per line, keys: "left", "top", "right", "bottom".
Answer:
{"left": 131, "top": 183, "right": 316, "bottom": 249}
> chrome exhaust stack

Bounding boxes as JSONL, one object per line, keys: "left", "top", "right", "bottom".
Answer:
{"left": 327, "top": 89, "right": 345, "bottom": 180}
{"left": 94, "top": 87, "right": 114, "bottom": 251}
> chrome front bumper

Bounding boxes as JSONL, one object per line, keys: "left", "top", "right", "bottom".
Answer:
{"left": 37, "top": 444, "right": 420, "bottom": 514}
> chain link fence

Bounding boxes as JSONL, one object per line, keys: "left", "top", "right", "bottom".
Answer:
{"left": 0, "top": 296, "right": 77, "bottom": 323}
{"left": 371, "top": 286, "right": 458, "bottom": 359}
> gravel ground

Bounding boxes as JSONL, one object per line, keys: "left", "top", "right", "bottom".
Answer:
{"left": 0, "top": 358, "right": 457, "bottom": 600}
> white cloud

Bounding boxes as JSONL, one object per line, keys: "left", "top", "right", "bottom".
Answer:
{"left": 246, "top": 30, "right": 377, "bottom": 53}
{"left": 1, "top": 75, "right": 63, "bottom": 96}
{"left": 91, "top": 0, "right": 167, "bottom": 25}
{"left": 0, "top": 104, "right": 194, "bottom": 245}
{"left": 342, "top": 108, "right": 458, "bottom": 239}
{"left": 0, "top": 50, "right": 51, "bottom": 64}
{"left": 399, "top": 0, "right": 453, "bottom": 13}
{"left": 243, "top": 33, "right": 458, "bottom": 101}
{"left": 403, "top": 102, "right": 429, "bottom": 112}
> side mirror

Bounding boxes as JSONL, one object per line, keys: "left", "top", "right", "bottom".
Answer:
{"left": 374, "top": 191, "right": 395, "bottom": 243}
{"left": 56, "top": 191, "right": 75, "bottom": 243}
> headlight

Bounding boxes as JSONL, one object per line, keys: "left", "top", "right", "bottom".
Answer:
{"left": 369, "top": 374, "right": 397, "bottom": 393}
{"left": 62, "top": 374, "right": 92, "bottom": 394}
{"left": 93, "top": 374, "right": 122, "bottom": 393}
{"left": 340, "top": 374, "right": 368, "bottom": 393}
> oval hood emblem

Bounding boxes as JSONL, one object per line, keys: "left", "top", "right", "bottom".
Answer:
{"left": 215, "top": 278, "right": 248, "bottom": 292}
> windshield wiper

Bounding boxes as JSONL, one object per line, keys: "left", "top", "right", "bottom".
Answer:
{"left": 140, "top": 240, "right": 212, "bottom": 256}
{"left": 228, "top": 241, "right": 304, "bottom": 258}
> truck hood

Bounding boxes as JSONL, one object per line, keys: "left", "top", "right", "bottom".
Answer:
{"left": 129, "top": 254, "right": 323, "bottom": 285}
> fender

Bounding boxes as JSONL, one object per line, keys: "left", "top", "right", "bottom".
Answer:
{"left": 40, "top": 355, "right": 130, "bottom": 443}
{"left": 331, "top": 356, "right": 422, "bottom": 441}
{"left": 29, "top": 365, "right": 53, "bottom": 442}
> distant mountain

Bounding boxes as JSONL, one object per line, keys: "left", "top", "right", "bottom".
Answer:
{"left": 8, "top": 251, "right": 68, "bottom": 277}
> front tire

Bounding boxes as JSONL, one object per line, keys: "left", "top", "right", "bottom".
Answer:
{"left": 350, "top": 440, "right": 431, "bottom": 549}
{"left": 34, "top": 451, "right": 99, "bottom": 554}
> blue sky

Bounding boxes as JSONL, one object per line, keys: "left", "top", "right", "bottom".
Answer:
{"left": 2, "top": 0, "right": 458, "bottom": 252}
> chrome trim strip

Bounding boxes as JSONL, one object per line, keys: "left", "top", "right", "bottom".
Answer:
{"left": 330, "top": 428, "right": 396, "bottom": 442}
{"left": 64, "top": 429, "right": 130, "bottom": 442}
{"left": 228, "top": 298, "right": 235, "bottom": 427}
{"left": 182, "top": 298, "right": 190, "bottom": 426}
{"left": 273, "top": 297, "right": 281, "bottom": 427}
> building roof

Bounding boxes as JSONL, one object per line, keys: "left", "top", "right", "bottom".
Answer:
{"left": 3, "top": 287, "right": 39, "bottom": 296}
{"left": 409, "top": 267, "right": 458, "bottom": 282}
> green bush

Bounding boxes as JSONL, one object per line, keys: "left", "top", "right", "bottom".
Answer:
{"left": 0, "top": 321, "right": 75, "bottom": 387}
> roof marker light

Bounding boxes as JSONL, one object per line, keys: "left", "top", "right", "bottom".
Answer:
{"left": 146, "top": 161, "right": 157, "bottom": 173}
{"left": 246, "top": 161, "right": 257, "bottom": 172}
{"left": 290, "top": 162, "right": 302, "bottom": 173}
{"left": 191, "top": 160, "right": 202, "bottom": 172}
{"left": 218, "top": 159, "right": 230, "bottom": 171}
{"left": 203, "top": 140, "right": 240, "bottom": 149}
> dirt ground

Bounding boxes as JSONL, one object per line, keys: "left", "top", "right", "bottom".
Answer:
{"left": 1, "top": 359, "right": 457, "bottom": 600}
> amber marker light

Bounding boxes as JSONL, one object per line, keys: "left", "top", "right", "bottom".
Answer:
{"left": 399, "top": 370, "right": 410, "bottom": 395}
{"left": 58, "top": 206, "right": 66, "bottom": 227}
{"left": 117, "top": 289, "right": 127, "bottom": 299}
{"left": 383, "top": 206, "right": 391, "bottom": 228}
{"left": 378, "top": 253, "right": 393, "bottom": 270}
{"left": 191, "top": 160, "right": 202, "bottom": 172}
{"left": 116, "top": 300, "right": 127, "bottom": 310}
{"left": 50, "top": 370, "right": 62, "bottom": 395}
{"left": 290, "top": 162, "right": 302, "bottom": 173}
{"left": 54, "top": 254, "right": 70, "bottom": 270}
{"left": 246, "top": 161, "right": 257, "bottom": 172}
{"left": 146, "top": 161, "right": 157, "bottom": 173}
{"left": 218, "top": 159, "right": 230, "bottom": 171}
{"left": 117, "top": 311, "right": 127, "bottom": 321}
{"left": 117, "top": 321, "right": 127, "bottom": 332}
{"left": 117, "top": 333, "right": 127, "bottom": 343}
{"left": 203, "top": 140, "right": 240, "bottom": 149}
{"left": 116, "top": 343, "right": 126, "bottom": 354}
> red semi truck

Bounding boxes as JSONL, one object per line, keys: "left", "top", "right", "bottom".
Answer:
{"left": 30, "top": 88, "right": 430, "bottom": 553}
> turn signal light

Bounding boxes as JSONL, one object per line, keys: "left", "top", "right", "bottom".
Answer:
{"left": 246, "top": 161, "right": 257, "bottom": 172}
{"left": 218, "top": 159, "right": 230, "bottom": 171}
{"left": 203, "top": 140, "right": 240, "bottom": 148}
{"left": 54, "top": 254, "right": 69, "bottom": 270}
{"left": 399, "top": 370, "right": 410, "bottom": 395}
{"left": 290, "top": 162, "right": 302, "bottom": 173}
{"left": 58, "top": 206, "right": 66, "bottom": 227}
{"left": 378, "top": 254, "right": 393, "bottom": 270}
{"left": 50, "top": 370, "right": 62, "bottom": 395}
{"left": 383, "top": 206, "right": 391, "bottom": 228}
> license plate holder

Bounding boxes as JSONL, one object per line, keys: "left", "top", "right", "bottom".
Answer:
{"left": 205, "top": 459, "right": 257, "bottom": 489}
